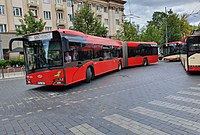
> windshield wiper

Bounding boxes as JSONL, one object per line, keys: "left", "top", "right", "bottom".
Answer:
{"left": 33, "top": 54, "right": 49, "bottom": 68}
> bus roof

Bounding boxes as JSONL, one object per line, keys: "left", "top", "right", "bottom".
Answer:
{"left": 126, "top": 41, "right": 157, "bottom": 47}
{"left": 57, "top": 29, "right": 122, "bottom": 46}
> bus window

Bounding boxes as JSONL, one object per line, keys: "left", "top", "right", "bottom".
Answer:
{"left": 103, "top": 45, "right": 112, "bottom": 60}
{"left": 94, "top": 45, "right": 103, "bottom": 60}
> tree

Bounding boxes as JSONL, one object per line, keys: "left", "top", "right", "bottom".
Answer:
{"left": 116, "top": 21, "right": 139, "bottom": 41}
{"left": 179, "top": 14, "right": 192, "bottom": 36}
{"left": 165, "top": 14, "right": 182, "bottom": 42}
{"left": 16, "top": 11, "right": 46, "bottom": 36}
{"left": 74, "top": 2, "right": 108, "bottom": 37}
{"left": 147, "top": 11, "right": 193, "bottom": 45}
{"left": 140, "top": 24, "right": 164, "bottom": 45}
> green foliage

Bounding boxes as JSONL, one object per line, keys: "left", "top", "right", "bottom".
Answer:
{"left": 145, "top": 11, "right": 193, "bottom": 45}
{"left": 116, "top": 21, "right": 139, "bottom": 41}
{"left": 0, "top": 59, "right": 24, "bottom": 69}
{"left": 140, "top": 24, "right": 164, "bottom": 45}
{"left": 16, "top": 11, "right": 46, "bottom": 36}
{"left": 74, "top": 2, "right": 108, "bottom": 37}
{"left": 165, "top": 14, "right": 182, "bottom": 42}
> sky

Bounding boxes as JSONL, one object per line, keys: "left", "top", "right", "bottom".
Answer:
{"left": 124, "top": 0, "right": 200, "bottom": 27}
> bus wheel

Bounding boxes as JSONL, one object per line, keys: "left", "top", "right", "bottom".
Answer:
{"left": 118, "top": 61, "right": 122, "bottom": 71}
{"left": 143, "top": 58, "right": 148, "bottom": 66}
{"left": 86, "top": 67, "right": 92, "bottom": 83}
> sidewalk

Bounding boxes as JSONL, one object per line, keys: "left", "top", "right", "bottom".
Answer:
{"left": 0, "top": 71, "right": 25, "bottom": 79}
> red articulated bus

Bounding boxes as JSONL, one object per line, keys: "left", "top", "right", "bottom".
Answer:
{"left": 123, "top": 42, "right": 158, "bottom": 67}
{"left": 9, "top": 29, "right": 158, "bottom": 86}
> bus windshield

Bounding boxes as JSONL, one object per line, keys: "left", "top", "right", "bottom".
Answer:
{"left": 25, "top": 39, "right": 63, "bottom": 72}
{"left": 188, "top": 36, "right": 200, "bottom": 52}
{"left": 161, "top": 44, "right": 180, "bottom": 56}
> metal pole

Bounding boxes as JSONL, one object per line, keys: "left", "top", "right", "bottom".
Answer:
{"left": 71, "top": 0, "right": 75, "bottom": 30}
{"left": 165, "top": 7, "right": 168, "bottom": 45}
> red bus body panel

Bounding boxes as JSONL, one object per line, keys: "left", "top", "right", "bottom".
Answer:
{"left": 148, "top": 55, "right": 158, "bottom": 64}
{"left": 26, "top": 69, "right": 64, "bottom": 86}
{"left": 128, "top": 57, "right": 143, "bottom": 67}
{"left": 126, "top": 42, "right": 158, "bottom": 67}
{"left": 189, "top": 67, "right": 200, "bottom": 71}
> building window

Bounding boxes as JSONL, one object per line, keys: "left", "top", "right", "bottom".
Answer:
{"left": 88, "top": 3, "right": 92, "bottom": 10}
{"left": 57, "top": 12, "right": 63, "bottom": 20}
{"left": 104, "top": 7, "right": 108, "bottom": 13}
{"left": 96, "top": 5, "right": 101, "bottom": 12}
{"left": 15, "top": 25, "right": 21, "bottom": 30}
{"left": 104, "top": 19, "right": 108, "bottom": 25}
{"left": 0, "top": 24, "right": 7, "bottom": 32}
{"left": 13, "top": 7, "right": 22, "bottom": 17}
{"left": 77, "top": 2, "right": 82, "bottom": 10}
{"left": 45, "top": 27, "right": 52, "bottom": 31}
{"left": 68, "top": 14, "right": 72, "bottom": 22}
{"left": 97, "top": 17, "right": 101, "bottom": 22}
{"left": 43, "top": 0, "right": 50, "bottom": 4}
{"left": 115, "top": 8, "right": 119, "bottom": 14}
{"left": 30, "top": 9, "right": 37, "bottom": 17}
{"left": 0, "top": 5, "right": 5, "bottom": 15}
{"left": 116, "top": 19, "right": 120, "bottom": 25}
{"left": 44, "top": 11, "right": 51, "bottom": 20}
{"left": 67, "top": 0, "right": 72, "bottom": 7}
{"left": 56, "top": 0, "right": 62, "bottom": 4}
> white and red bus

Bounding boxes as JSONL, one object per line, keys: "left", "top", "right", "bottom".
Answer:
{"left": 9, "top": 29, "right": 158, "bottom": 86}
{"left": 159, "top": 41, "right": 184, "bottom": 61}
{"left": 180, "top": 34, "right": 200, "bottom": 72}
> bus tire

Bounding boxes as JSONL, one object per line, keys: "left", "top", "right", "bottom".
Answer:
{"left": 118, "top": 61, "right": 122, "bottom": 71}
{"left": 143, "top": 58, "right": 148, "bottom": 66}
{"left": 86, "top": 67, "right": 92, "bottom": 83}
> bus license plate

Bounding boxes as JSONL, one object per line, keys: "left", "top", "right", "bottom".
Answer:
{"left": 37, "top": 82, "right": 45, "bottom": 85}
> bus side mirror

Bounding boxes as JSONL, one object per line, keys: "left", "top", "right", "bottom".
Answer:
{"left": 9, "top": 37, "right": 24, "bottom": 51}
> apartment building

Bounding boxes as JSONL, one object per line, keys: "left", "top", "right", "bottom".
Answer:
{"left": 0, "top": 0, "right": 126, "bottom": 57}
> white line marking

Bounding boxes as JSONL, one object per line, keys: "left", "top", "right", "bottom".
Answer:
{"left": 178, "top": 91, "right": 200, "bottom": 97}
{"left": 131, "top": 107, "right": 200, "bottom": 132}
{"left": 26, "top": 112, "right": 33, "bottom": 115}
{"left": 104, "top": 114, "right": 169, "bottom": 135}
{"left": 166, "top": 95, "right": 200, "bottom": 105}
{"left": 189, "top": 87, "right": 200, "bottom": 91}
{"left": 2, "top": 118, "right": 9, "bottom": 121}
{"left": 69, "top": 123, "right": 105, "bottom": 135}
{"left": 14, "top": 115, "right": 22, "bottom": 118}
{"left": 37, "top": 110, "right": 43, "bottom": 112}
{"left": 149, "top": 100, "right": 200, "bottom": 115}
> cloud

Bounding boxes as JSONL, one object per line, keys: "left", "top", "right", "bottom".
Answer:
{"left": 125, "top": 0, "right": 200, "bottom": 27}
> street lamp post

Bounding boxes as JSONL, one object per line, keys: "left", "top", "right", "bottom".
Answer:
{"left": 71, "top": 0, "right": 75, "bottom": 30}
{"left": 165, "top": 7, "right": 173, "bottom": 45}
{"left": 165, "top": 7, "right": 168, "bottom": 46}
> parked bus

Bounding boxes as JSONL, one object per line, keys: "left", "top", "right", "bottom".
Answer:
{"left": 180, "top": 34, "right": 200, "bottom": 72}
{"left": 159, "top": 41, "right": 184, "bottom": 61}
{"left": 9, "top": 29, "right": 158, "bottom": 86}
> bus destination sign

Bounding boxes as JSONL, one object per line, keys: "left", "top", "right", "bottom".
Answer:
{"left": 28, "top": 32, "right": 53, "bottom": 41}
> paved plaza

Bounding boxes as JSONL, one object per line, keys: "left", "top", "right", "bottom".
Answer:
{"left": 1, "top": 62, "right": 200, "bottom": 135}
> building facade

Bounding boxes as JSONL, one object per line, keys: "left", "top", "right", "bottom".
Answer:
{"left": 0, "top": 0, "right": 126, "bottom": 56}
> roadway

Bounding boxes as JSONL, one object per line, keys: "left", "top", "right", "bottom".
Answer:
{"left": 0, "top": 61, "right": 200, "bottom": 135}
